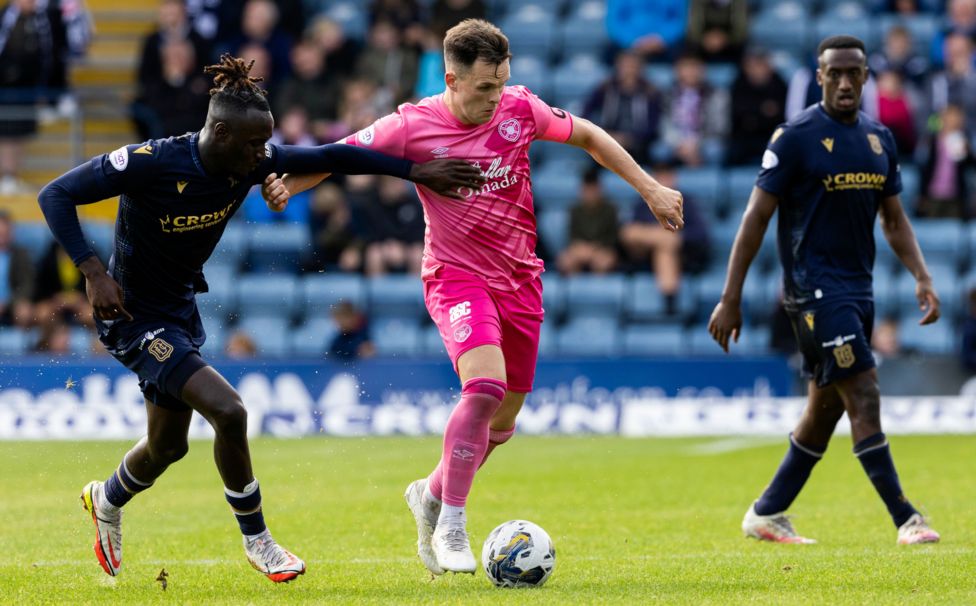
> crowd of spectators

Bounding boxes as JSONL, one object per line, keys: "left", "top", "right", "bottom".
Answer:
{"left": 6, "top": 0, "right": 976, "bottom": 363}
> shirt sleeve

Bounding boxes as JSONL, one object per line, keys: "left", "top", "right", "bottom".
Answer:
{"left": 881, "top": 128, "right": 902, "bottom": 197}
{"left": 340, "top": 111, "right": 410, "bottom": 157}
{"left": 755, "top": 125, "right": 802, "bottom": 198}
{"left": 519, "top": 86, "right": 574, "bottom": 143}
{"left": 261, "top": 142, "right": 413, "bottom": 181}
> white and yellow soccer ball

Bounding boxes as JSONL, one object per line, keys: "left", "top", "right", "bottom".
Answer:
{"left": 481, "top": 520, "right": 555, "bottom": 588}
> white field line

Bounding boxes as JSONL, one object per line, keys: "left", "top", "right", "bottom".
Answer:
{"left": 683, "top": 437, "right": 784, "bottom": 455}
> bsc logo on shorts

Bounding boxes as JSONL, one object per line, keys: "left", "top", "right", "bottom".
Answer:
{"left": 148, "top": 338, "right": 174, "bottom": 362}
{"left": 449, "top": 301, "right": 471, "bottom": 324}
{"left": 833, "top": 344, "right": 856, "bottom": 369}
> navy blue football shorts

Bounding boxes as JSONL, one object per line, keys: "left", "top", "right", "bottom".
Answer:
{"left": 99, "top": 320, "right": 208, "bottom": 411}
{"left": 787, "top": 298, "right": 876, "bottom": 388}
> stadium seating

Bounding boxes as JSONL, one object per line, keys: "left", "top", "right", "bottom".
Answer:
{"left": 557, "top": 317, "right": 620, "bottom": 356}
{"left": 625, "top": 274, "right": 695, "bottom": 322}
{"left": 246, "top": 223, "right": 311, "bottom": 273}
{"left": 540, "top": 272, "right": 566, "bottom": 319}
{"left": 899, "top": 316, "right": 956, "bottom": 354}
{"left": 371, "top": 317, "right": 421, "bottom": 356}
{"left": 13, "top": 222, "right": 53, "bottom": 261}
{"left": 552, "top": 55, "right": 609, "bottom": 114}
{"left": 509, "top": 55, "right": 552, "bottom": 100}
{"left": 209, "top": 223, "right": 247, "bottom": 270}
{"left": 565, "top": 274, "right": 627, "bottom": 319}
{"left": 499, "top": 5, "right": 556, "bottom": 62}
{"left": 622, "top": 324, "right": 686, "bottom": 356}
{"left": 558, "top": 9, "right": 608, "bottom": 61}
{"left": 532, "top": 162, "right": 581, "bottom": 210}
{"left": 422, "top": 324, "right": 447, "bottom": 357}
{"left": 366, "top": 275, "right": 425, "bottom": 320}
{"left": 236, "top": 274, "right": 300, "bottom": 320}
{"left": 0, "top": 327, "right": 28, "bottom": 355}
{"left": 749, "top": 4, "right": 811, "bottom": 57}
{"left": 290, "top": 317, "right": 338, "bottom": 357}
{"left": 536, "top": 209, "right": 569, "bottom": 255}
{"left": 238, "top": 316, "right": 290, "bottom": 357}
{"left": 301, "top": 273, "right": 366, "bottom": 318}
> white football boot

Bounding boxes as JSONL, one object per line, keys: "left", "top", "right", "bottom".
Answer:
{"left": 742, "top": 502, "right": 817, "bottom": 544}
{"left": 244, "top": 530, "right": 306, "bottom": 583}
{"left": 897, "top": 513, "right": 940, "bottom": 545}
{"left": 432, "top": 524, "right": 477, "bottom": 573}
{"left": 404, "top": 479, "right": 444, "bottom": 575}
{"left": 80, "top": 480, "right": 123, "bottom": 576}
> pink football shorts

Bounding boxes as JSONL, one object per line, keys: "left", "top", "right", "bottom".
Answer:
{"left": 423, "top": 264, "right": 544, "bottom": 393}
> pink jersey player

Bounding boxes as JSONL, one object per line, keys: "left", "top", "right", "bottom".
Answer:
{"left": 263, "top": 19, "right": 684, "bottom": 577}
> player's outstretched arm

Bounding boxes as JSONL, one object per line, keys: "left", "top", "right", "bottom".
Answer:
{"left": 38, "top": 163, "right": 132, "bottom": 321}
{"left": 564, "top": 116, "right": 684, "bottom": 231}
{"left": 880, "top": 194, "right": 940, "bottom": 325}
{"left": 708, "top": 186, "right": 779, "bottom": 352}
{"left": 272, "top": 144, "right": 484, "bottom": 201}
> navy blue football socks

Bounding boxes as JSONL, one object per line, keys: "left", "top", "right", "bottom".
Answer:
{"left": 754, "top": 433, "right": 825, "bottom": 516}
{"left": 104, "top": 458, "right": 153, "bottom": 508}
{"left": 225, "top": 479, "right": 267, "bottom": 537}
{"left": 853, "top": 432, "right": 917, "bottom": 527}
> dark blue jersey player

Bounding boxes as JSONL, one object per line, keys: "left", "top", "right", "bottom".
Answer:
{"left": 708, "top": 37, "right": 942, "bottom": 545}
{"left": 37, "top": 54, "right": 485, "bottom": 583}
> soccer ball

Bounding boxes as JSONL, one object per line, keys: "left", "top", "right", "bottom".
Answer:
{"left": 481, "top": 520, "right": 555, "bottom": 588}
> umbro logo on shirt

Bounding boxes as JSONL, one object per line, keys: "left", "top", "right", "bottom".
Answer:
{"left": 431, "top": 146, "right": 450, "bottom": 156}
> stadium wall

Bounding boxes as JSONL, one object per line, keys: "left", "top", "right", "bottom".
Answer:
{"left": 2, "top": 357, "right": 973, "bottom": 439}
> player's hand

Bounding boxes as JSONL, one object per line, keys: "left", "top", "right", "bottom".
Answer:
{"left": 409, "top": 159, "right": 486, "bottom": 200}
{"left": 644, "top": 183, "right": 684, "bottom": 232}
{"left": 916, "top": 278, "right": 940, "bottom": 325}
{"left": 86, "top": 272, "right": 132, "bottom": 322}
{"left": 262, "top": 172, "right": 290, "bottom": 212}
{"left": 708, "top": 300, "right": 742, "bottom": 353}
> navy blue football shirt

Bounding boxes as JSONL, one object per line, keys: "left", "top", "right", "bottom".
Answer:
{"left": 39, "top": 132, "right": 413, "bottom": 329}
{"left": 756, "top": 104, "right": 901, "bottom": 308}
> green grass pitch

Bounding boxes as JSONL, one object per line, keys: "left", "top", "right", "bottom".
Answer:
{"left": 1, "top": 435, "right": 973, "bottom": 605}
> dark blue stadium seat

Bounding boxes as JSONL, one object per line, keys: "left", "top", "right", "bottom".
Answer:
{"left": 198, "top": 322, "right": 224, "bottom": 358}
{"left": 676, "top": 167, "right": 724, "bottom": 219}
{"left": 565, "top": 274, "right": 628, "bottom": 319}
{"left": 0, "top": 327, "right": 28, "bottom": 355}
{"left": 247, "top": 223, "right": 310, "bottom": 273}
{"left": 301, "top": 273, "right": 365, "bottom": 319}
{"left": 238, "top": 316, "right": 290, "bottom": 357}
{"left": 324, "top": 2, "right": 367, "bottom": 40}
{"left": 495, "top": 0, "right": 566, "bottom": 16}
{"left": 509, "top": 55, "right": 552, "bottom": 100}
{"left": 911, "top": 219, "right": 964, "bottom": 267}
{"left": 898, "top": 163, "right": 920, "bottom": 212}
{"left": 625, "top": 274, "right": 695, "bottom": 321}
{"left": 813, "top": 11, "right": 879, "bottom": 53}
{"left": 552, "top": 55, "right": 609, "bottom": 114}
{"left": 750, "top": 5, "right": 811, "bottom": 56}
{"left": 290, "top": 317, "right": 338, "bottom": 357}
{"left": 540, "top": 272, "right": 566, "bottom": 319}
{"left": 209, "top": 222, "right": 246, "bottom": 270}
{"left": 899, "top": 316, "right": 956, "bottom": 354}
{"left": 499, "top": 6, "right": 556, "bottom": 62}
{"left": 422, "top": 324, "right": 447, "bottom": 357}
{"left": 557, "top": 317, "right": 620, "bottom": 356}
{"left": 726, "top": 167, "right": 758, "bottom": 218}
{"left": 536, "top": 209, "right": 569, "bottom": 255}
{"left": 538, "top": 320, "right": 557, "bottom": 357}
{"left": 598, "top": 171, "right": 639, "bottom": 214}
{"left": 13, "top": 222, "right": 53, "bottom": 261}
{"left": 705, "top": 63, "right": 738, "bottom": 89}
{"left": 366, "top": 275, "right": 425, "bottom": 320}
{"left": 559, "top": 12, "right": 608, "bottom": 61}
{"left": 236, "top": 274, "right": 299, "bottom": 319}
{"left": 894, "top": 259, "right": 958, "bottom": 320}
{"left": 621, "top": 324, "right": 686, "bottom": 356}
{"left": 197, "top": 264, "right": 238, "bottom": 321}
{"left": 532, "top": 162, "right": 581, "bottom": 210}
{"left": 371, "top": 317, "right": 421, "bottom": 356}
{"left": 879, "top": 14, "right": 939, "bottom": 54}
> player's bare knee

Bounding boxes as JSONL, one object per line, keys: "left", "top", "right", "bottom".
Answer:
{"left": 210, "top": 398, "right": 248, "bottom": 436}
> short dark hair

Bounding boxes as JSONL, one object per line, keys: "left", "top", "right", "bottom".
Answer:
{"left": 204, "top": 53, "right": 270, "bottom": 113}
{"left": 817, "top": 35, "right": 866, "bottom": 58}
{"left": 443, "top": 19, "right": 511, "bottom": 73}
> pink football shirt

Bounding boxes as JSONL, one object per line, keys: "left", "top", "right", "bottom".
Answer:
{"left": 341, "top": 85, "right": 573, "bottom": 290}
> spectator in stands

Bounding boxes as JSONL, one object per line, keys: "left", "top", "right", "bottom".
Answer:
{"left": 273, "top": 39, "right": 341, "bottom": 140}
{"left": 869, "top": 25, "right": 929, "bottom": 89}
{"left": 660, "top": 51, "right": 728, "bottom": 166}
{"left": 237, "top": 42, "right": 272, "bottom": 90}
{"left": 355, "top": 20, "right": 419, "bottom": 107}
{"left": 930, "top": 0, "right": 976, "bottom": 69}
{"left": 582, "top": 50, "right": 660, "bottom": 166}
{"left": 329, "top": 300, "right": 375, "bottom": 361}
{"left": 308, "top": 16, "right": 361, "bottom": 80}
{"left": 225, "top": 330, "right": 258, "bottom": 358}
{"left": 961, "top": 288, "right": 976, "bottom": 371}
{"left": 926, "top": 33, "right": 976, "bottom": 129}
{"left": 132, "top": 39, "right": 212, "bottom": 140}
{"left": 429, "top": 0, "right": 487, "bottom": 39}
{"left": 0, "top": 210, "right": 34, "bottom": 327}
{"left": 606, "top": 0, "right": 687, "bottom": 61}
{"left": 308, "top": 182, "right": 357, "bottom": 272}
{"left": 0, "top": 0, "right": 71, "bottom": 194}
{"left": 557, "top": 167, "right": 619, "bottom": 275}
{"left": 33, "top": 241, "right": 92, "bottom": 328}
{"left": 872, "top": 316, "right": 902, "bottom": 360}
{"left": 321, "top": 78, "right": 385, "bottom": 141}
{"left": 225, "top": 0, "right": 293, "bottom": 88}
{"left": 369, "top": 0, "right": 425, "bottom": 49}
{"left": 686, "top": 0, "right": 748, "bottom": 64}
{"left": 919, "top": 104, "right": 975, "bottom": 219}
{"left": 354, "top": 175, "right": 425, "bottom": 276}
{"left": 620, "top": 163, "right": 710, "bottom": 313}
{"left": 875, "top": 70, "right": 918, "bottom": 157}
{"left": 415, "top": 29, "right": 446, "bottom": 100}
{"left": 137, "top": 0, "right": 210, "bottom": 94}
{"left": 728, "top": 46, "right": 787, "bottom": 166}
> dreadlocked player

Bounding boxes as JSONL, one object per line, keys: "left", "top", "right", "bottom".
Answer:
{"left": 38, "top": 54, "right": 484, "bottom": 583}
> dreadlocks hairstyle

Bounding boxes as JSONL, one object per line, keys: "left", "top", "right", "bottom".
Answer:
{"left": 204, "top": 53, "right": 271, "bottom": 113}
